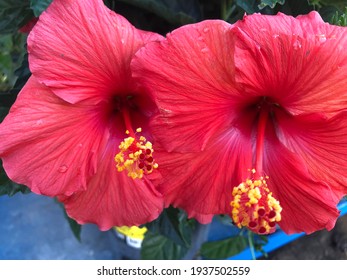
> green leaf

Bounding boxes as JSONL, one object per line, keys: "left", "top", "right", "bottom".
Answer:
{"left": 331, "top": 10, "right": 346, "bottom": 25}
{"left": 258, "top": 0, "right": 285, "bottom": 9}
{"left": 117, "top": 0, "right": 202, "bottom": 26}
{"left": 63, "top": 211, "right": 82, "bottom": 241}
{"left": 178, "top": 213, "right": 196, "bottom": 246}
{"left": 319, "top": 5, "right": 341, "bottom": 23}
{"left": 0, "top": 33, "right": 27, "bottom": 93}
{"left": 320, "top": 0, "right": 347, "bottom": 11}
{"left": 0, "top": 159, "right": 31, "bottom": 196}
{"left": 55, "top": 200, "right": 82, "bottom": 241}
{"left": 200, "top": 236, "right": 248, "bottom": 259}
{"left": 11, "top": 51, "right": 31, "bottom": 95}
{"left": 0, "top": 0, "right": 34, "bottom": 34}
{"left": 30, "top": 0, "right": 52, "bottom": 17}
{"left": 235, "top": 0, "right": 258, "bottom": 14}
{"left": 141, "top": 231, "right": 188, "bottom": 259}
{"left": 145, "top": 207, "right": 195, "bottom": 247}
{"left": 253, "top": 234, "right": 269, "bottom": 258}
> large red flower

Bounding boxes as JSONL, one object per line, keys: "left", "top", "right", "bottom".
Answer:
{"left": 0, "top": 0, "right": 164, "bottom": 230}
{"left": 132, "top": 12, "right": 347, "bottom": 234}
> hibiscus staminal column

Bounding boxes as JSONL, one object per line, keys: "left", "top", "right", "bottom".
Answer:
{"left": 230, "top": 104, "right": 282, "bottom": 235}
{"left": 115, "top": 106, "right": 158, "bottom": 179}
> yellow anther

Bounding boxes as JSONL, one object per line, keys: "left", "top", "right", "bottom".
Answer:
{"left": 230, "top": 170, "right": 282, "bottom": 235}
{"left": 253, "top": 180, "right": 261, "bottom": 187}
{"left": 114, "top": 128, "right": 158, "bottom": 179}
{"left": 136, "top": 127, "right": 142, "bottom": 133}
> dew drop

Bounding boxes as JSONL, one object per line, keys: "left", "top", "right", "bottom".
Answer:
{"left": 198, "top": 36, "right": 204, "bottom": 41}
{"left": 121, "top": 38, "right": 125, "bottom": 44}
{"left": 317, "top": 34, "right": 326, "bottom": 43}
{"left": 203, "top": 27, "right": 209, "bottom": 33}
{"left": 293, "top": 39, "right": 302, "bottom": 50}
{"left": 35, "top": 120, "right": 43, "bottom": 125}
{"left": 58, "top": 165, "right": 68, "bottom": 173}
{"left": 201, "top": 47, "right": 209, "bottom": 53}
{"left": 272, "top": 34, "right": 279, "bottom": 39}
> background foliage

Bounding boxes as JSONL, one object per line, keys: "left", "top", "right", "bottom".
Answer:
{"left": 1, "top": 0, "right": 347, "bottom": 260}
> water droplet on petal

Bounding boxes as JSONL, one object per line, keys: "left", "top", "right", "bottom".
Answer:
{"left": 260, "top": 28, "right": 267, "bottom": 32}
{"left": 198, "top": 36, "right": 204, "bottom": 41}
{"left": 35, "top": 120, "right": 43, "bottom": 125}
{"left": 121, "top": 38, "right": 125, "bottom": 44}
{"left": 58, "top": 165, "right": 68, "bottom": 173}
{"left": 293, "top": 39, "right": 302, "bottom": 50}
{"left": 203, "top": 27, "right": 209, "bottom": 33}
{"left": 317, "top": 34, "right": 326, "bottom": 43}
{"left": 272, "top": 34, "right": 279, "bottom": 39}
{"left": 201, "top": 47, "right": 209, "bottom": 53}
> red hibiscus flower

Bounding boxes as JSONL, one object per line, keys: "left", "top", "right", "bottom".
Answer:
{"left": 132, "top": 12, "right": 347, "bottom": 234}
{"left": 0, "top": 0, "right": 164, "bottom": 230}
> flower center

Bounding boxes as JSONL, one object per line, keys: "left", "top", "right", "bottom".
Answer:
{"left": 114, "top": 107, "right": 158, "bottom": 179}
{"left": 230, "top": 102, "right": 282, "bottom": 234}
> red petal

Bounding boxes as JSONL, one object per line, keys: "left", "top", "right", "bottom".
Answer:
{"left": 275, "top": 110, "right": 347, "bottom": 201}
{"left": 0, "top": 77, "right": 108, "bottom": 196}
{"left": 132, "top": 20, "right": 246, "bottom": 152}
{"left": 59, "top": 146, "right": 163, "bottom": 230}
{"left": 19, "top": 17, "right": 38, "bottom": 33}
{"left": 156, "top": 125, "right": 252, "bottom": 221}
{"left": 233, "top": 11, "right": 347, "bottom": 116}
{"left": 263, "top": 124, "right": 340, "bottom": 234}
{"left": 28, "top": 0, "right": 162, "bottom": 104}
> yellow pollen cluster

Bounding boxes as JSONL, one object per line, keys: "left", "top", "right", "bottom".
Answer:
{"left": 114, "top": 128, "right": 158, "bottom": 179}
{"left": 230, "top": 174, "right": 282, "bottom": 235}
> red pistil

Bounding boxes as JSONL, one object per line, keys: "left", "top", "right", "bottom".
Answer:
{"left": 121, "top": 107, "right": 135, "bottom": 137}
{"left": 230, "top": 102, "right": 282, "bottom": 235}
{"left": 255, "top": 106, "right": 269, "bottom": 175}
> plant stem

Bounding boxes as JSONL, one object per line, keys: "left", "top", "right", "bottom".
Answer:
{"left": 247, "top": 230, "right": 256, "bottom": 260}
